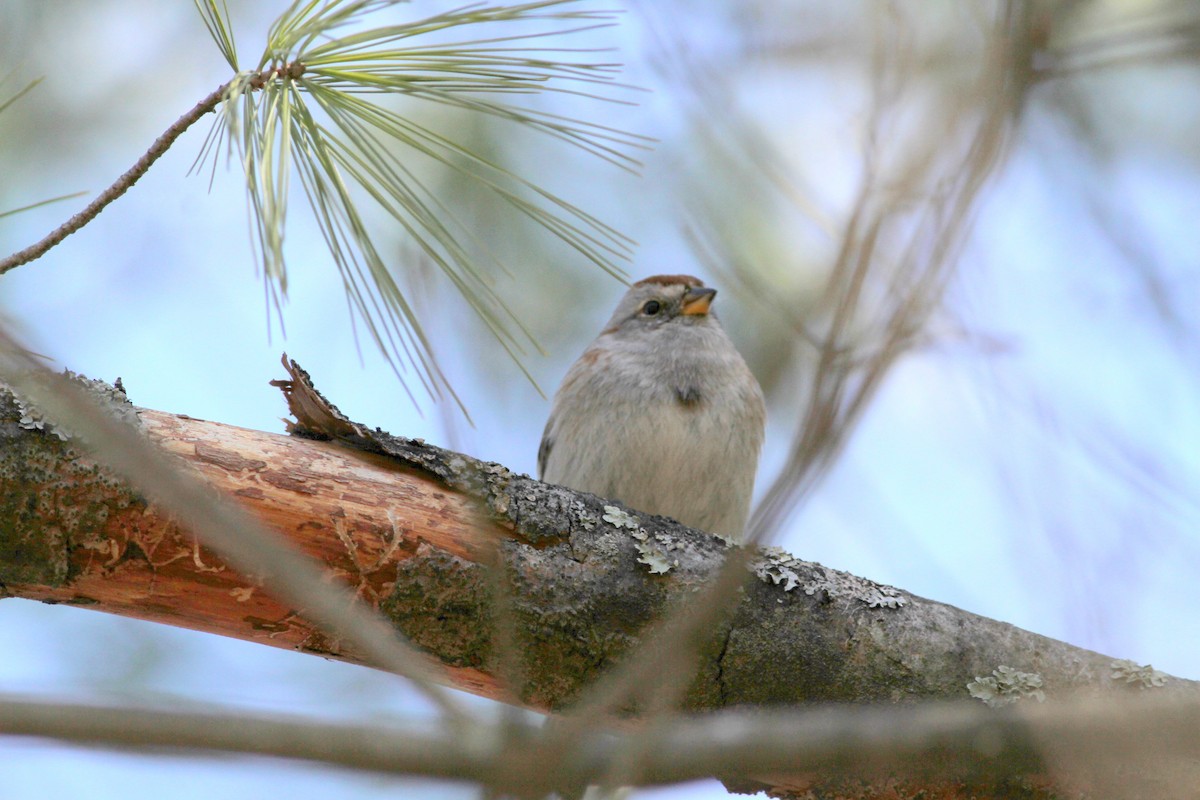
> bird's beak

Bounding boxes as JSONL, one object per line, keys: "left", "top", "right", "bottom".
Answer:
{"left": 681, "top": 287, "right": 716, "bottom": 316}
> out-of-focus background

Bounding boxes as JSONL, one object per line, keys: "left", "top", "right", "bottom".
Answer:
{"left": 1, "top": 1, "right": 1198, "bottom": 797}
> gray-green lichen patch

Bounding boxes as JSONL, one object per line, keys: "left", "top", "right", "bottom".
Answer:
{"left": 602, "top": 505, "right": 639, "bottom": 531}
{"left": 381, "top": 543, "right": 493, "bottom": 670}
{"left": 633, "top": 537, "right": 672, "bottom": 575}
{"left": 15, "top": 395, "right": 70, "bottom": 441}
{"left": 0, "top": 380, "right": 139, "bottom": 587}
{"left": 751, "top": 546, "right": 907, "bottom": 608}
{"left": 2, "top": 371, "right": 138, "bottom": 443}
{"left": 1111, "top": 658, "right": 1168, "bottom": 689}
{"left": 613, "top": 508, "right": 679, "bottom": 575}
{"left": 380, "top": 523, "right": 731, "bottom": 710}
{"left": 968, "top": 665, "right": 1046, "bottom": 707}
{"left": 631, "top": 530, "right": 675, "bottom": 574}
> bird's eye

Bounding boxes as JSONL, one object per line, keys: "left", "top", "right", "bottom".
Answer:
{"left": 642, "top": 300, "right": 662, "bottom": 316}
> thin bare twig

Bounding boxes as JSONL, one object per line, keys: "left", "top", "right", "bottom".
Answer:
{"left": 0, "top": 83, "right": 228, "bottom": 275}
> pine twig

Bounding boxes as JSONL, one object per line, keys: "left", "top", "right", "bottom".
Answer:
{"left": 0, "top": 83, "right": 229, "bottom": 275}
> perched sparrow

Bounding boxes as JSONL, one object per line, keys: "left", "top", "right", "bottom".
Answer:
{"left": 538, "top": 275, "right": 765, "bottom": 540}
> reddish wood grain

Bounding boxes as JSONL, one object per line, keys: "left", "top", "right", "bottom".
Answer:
{"left": 8, "top": 409, "right": 502, "bottom": 699}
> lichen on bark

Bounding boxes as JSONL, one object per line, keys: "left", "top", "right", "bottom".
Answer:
{"left": 0, "top": 380, "right": 140, "bottom": 588}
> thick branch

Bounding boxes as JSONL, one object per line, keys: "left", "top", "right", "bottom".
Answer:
{"left": 0, "top": 399, "right": 1177, "bottom": 701}
{"left": 0, "top": 374, "right": 1195, "bottom": 796}
{"left": 0, "top": 402, "right": 503, "bottom": 698}
{"left": 0, "top": 357, "right": 468, "bottom": 724}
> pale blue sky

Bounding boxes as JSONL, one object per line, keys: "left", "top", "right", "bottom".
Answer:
{"left": 1, "top": 1, "right": 1197, "bottom": 797}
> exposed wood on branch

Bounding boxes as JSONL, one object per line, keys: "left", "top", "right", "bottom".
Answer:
{"left": 0, "top": 396, "right": 504, "bottom": 699}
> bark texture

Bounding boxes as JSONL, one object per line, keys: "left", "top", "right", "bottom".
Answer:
{"left": 0, "top": 366, "right": 1194, "bottom": 798}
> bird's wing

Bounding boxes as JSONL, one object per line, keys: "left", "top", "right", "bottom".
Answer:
{"left": 537, "top": 420, "right": 554, "bottom": 481}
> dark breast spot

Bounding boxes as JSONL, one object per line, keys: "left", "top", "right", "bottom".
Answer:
{"left": 675, "top": 385, "right": 703, "bottom": 407}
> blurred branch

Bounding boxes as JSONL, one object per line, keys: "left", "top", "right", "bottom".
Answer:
{"left": 0, "top": 78, "right": 93, "bottom": 222}
{"left": 521, "top": 544, "right": 759, "bottom": 797}
{"left": 740, "top": 2, "right": 1034, "bottom": 539}
{"left": 0, "top": 190, "right": 89, "bottom": 221}
{"left": 1038, "top": 4, "right": 1200, "bottom": 78}
{"left": 3, "top": 688, "right": 1200, "bottom": 796}
{"left": 0, "top": 74, "right": 43, "bottom": 116}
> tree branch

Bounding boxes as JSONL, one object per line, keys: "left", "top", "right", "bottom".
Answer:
{"left": 0, "top": 83, "right": 228, "bottom": 275}
{"left": 0, "top": 348, "right": 469, "bottom": 726}
{"left": 0, "top": 369, "right": 1194, "bottom": 707}
{"left": 0, "top": 362, "right": 1195, "bottom": 797}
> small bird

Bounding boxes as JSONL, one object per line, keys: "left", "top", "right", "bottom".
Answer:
{"left": 538, "top": 275, "right": 765, "bottom": 540}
